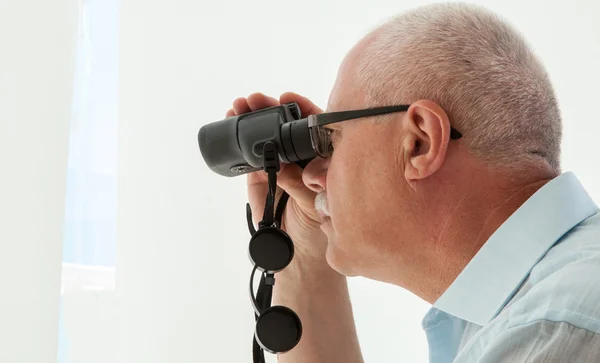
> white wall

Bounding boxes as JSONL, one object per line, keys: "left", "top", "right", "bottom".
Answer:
{"left": 117, "top": 1, "right": 600, "bottom": 362}
{"left": 0, "top": 1, "right": 77, "bottom": 362}
{"left": 61, "top": 264, "right": 117, "bottom": 363}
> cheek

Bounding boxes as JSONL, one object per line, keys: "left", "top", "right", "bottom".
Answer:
{"left": 328, "top": 142, "right": 400, "bottom": 242}
{"left": 327, "top": 148, "right": 376, "bottom": 234}
{"left": 326, "top": 155, "right": 354, "bottom": 228}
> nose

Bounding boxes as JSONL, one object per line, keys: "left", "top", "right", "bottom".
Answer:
{"left": 302, "top": 156, "right": 330, "bottom": 193}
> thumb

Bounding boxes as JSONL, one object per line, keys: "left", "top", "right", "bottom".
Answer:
{"left": 276, "top": 163, "right": 318, "bottom": 214}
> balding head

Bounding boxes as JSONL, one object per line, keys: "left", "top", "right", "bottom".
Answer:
{"left": 354, "top": 2, "right": 562, "bottom": 173}
{"left": 303, "top": 2, "right": 560, "bottom": 300}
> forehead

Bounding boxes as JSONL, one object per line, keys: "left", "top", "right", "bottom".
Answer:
{"left": 324, "top": 62, "right": 368, "bottom": 132}
{"left": 327, "top": 32, "right": 378, "bottom": 113}
{"left": 326, "top": 65, "right": 367, "bottom": 118}
{"left": 324, "top": 85, "right": 365, "bottom": 132}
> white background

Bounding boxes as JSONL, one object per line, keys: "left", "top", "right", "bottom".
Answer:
{"left": 1, "top": 0, "right": 599, "bottom": 363}
{"left": 0, "top": 1, "right": 77, "bottom": 362}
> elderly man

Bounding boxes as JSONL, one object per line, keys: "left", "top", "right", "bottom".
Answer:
{"left": 225, "top": 3, "right": 600, "bottom": 363}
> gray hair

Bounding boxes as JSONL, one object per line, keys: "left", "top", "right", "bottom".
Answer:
{"left": 356, "top": 2, "right": 562, "bottom": 173}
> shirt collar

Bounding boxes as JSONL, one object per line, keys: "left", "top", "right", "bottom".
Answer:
{"left": 426, "top": 172, "right": 599, "bottom": 327}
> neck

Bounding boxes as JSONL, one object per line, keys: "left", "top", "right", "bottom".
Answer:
{"left": 409, "top": 168, "right": 554, "bottom": 304}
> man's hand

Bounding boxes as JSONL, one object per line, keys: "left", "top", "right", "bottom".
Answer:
{"left": 225, "top": 92, "right": 364, "bottom": 363}
{"left": 226, "top": 92, "right": 328, "bottom": 260}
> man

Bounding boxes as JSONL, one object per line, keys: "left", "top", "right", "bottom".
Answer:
{"left": 226, "top": 3, "right": 600, "bottom": 362}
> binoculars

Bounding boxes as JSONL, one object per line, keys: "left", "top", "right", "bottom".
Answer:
{"left": 198, "top": 102, "right": 316, "bottom": 177}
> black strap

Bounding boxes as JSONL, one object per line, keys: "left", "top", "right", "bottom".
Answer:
{"left": 246, "top": 185, "right": 289, "bottom": 232}
{"left": 253, "top": 273, "right": 267, "bottom": 363}
{"left": 246, "top": 203, "right": 257, "bottom": 236}
{"left": 252, "top": 335, "right": 264, "bottom": 363}
{"left": 252, "top": 271, "right": 275, "bottom": 363}
{"left": 275, "top": 192, "right": 289, "bottom": 229}
{"left": 247, "top": 166, "right": 290, "bottom": 363}
{"left": 260, "top": 169, "right": 277, "bottom": 228}
{"left": 246, "top": 184, "right": 289, "bottom": 233}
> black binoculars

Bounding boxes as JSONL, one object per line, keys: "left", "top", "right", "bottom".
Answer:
{"left": 198, "top": 102, "right": 317, "bottom": 177}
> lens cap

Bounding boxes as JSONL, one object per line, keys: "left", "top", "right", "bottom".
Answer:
{"left": 255, "top": 306, "right": 302, "bottom": 353}
{"left": 248, "top": 227, "right": 294, "bottom": 273}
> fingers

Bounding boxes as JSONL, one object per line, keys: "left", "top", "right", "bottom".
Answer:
{"left": 229, "top": 93, "right": 280, "bottom": 117}
{"left": 229, "top": 92, "right": 322, "bottom": 118}
{"left": 227, "top": 92, "right": 319, "bottom": 218}
{"left": 276, "top": 163, "right": 317, "bottom": 213}
{"left": 232, "top": 97, "right": 251, "bottom": 115}
{"left": 279, "top": 92, "right": 324, "bottom": 116}
{"left": 247, "top": 93, "right": 279, "bottom": 111}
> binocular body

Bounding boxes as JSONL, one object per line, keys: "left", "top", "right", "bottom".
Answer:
{"left": 198, "top": 103, "right": 316, "bottom": 177}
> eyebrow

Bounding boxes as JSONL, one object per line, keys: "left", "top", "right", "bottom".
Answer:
{"left": 323, "top": 123, "right": 342, "bottom": 131}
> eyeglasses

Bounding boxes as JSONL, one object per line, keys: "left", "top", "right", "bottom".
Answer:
{"left": 307, "top": 104, "right": 463, "bottom": 158}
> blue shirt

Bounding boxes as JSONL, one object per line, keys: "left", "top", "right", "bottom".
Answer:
{"left": 422, "top": 172, "right": 600, "bottom": 363}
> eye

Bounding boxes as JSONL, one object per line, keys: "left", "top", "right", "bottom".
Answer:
{"left": 328, "top": 129, "right": 339, "bottom": 154}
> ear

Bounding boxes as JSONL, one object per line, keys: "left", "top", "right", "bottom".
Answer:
{"left": 402, "top": 100, "right": 451, "bottom": 181}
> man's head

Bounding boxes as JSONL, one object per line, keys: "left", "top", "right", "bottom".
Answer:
{"left": 303, "top": 2, "right": 562, "bottom": 298}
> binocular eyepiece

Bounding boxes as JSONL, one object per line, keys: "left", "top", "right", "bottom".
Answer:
{"left": 198, "top": 103, "right": 316, "bottom": 177}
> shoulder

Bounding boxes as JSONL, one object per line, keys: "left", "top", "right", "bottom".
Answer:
{"left": 505, "top": 211, "right": 600, "bottom": 333}
{"left": 454, "top": 213, "right": 600, "bottom": 362}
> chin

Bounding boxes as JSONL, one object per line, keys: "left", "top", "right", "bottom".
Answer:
{"left": 325, "top": 241, "right": 358, "bottom": 277}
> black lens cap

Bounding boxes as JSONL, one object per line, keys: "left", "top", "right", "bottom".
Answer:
{"left": 249, "top": 227, "right": 294, "bottom": 273}
{"left": 255, "top": 306, "right": 302, "bottom": 353}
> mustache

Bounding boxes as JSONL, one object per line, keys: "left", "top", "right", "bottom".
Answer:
{"left": 314, "top": 192, "right": 329, "bottom": 217}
